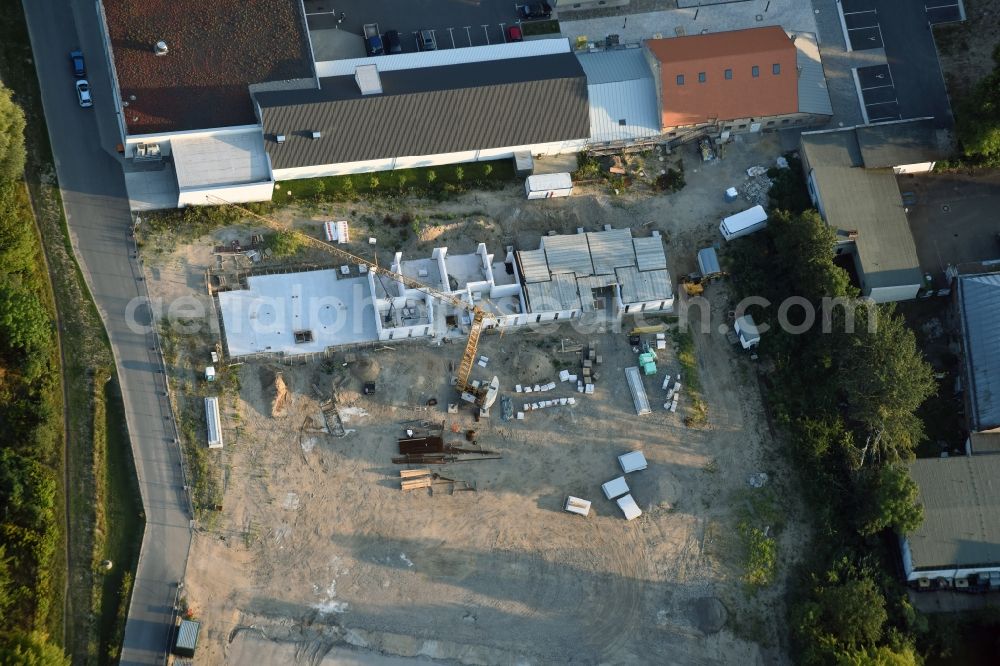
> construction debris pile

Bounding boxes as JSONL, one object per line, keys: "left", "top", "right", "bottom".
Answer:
{"left": 741, "top": 165, "right": 772, "bottom": 207}
{"left": 393, "top": 421, "right": 500, "bottom": 465}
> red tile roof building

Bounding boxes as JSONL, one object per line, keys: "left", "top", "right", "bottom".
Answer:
{"left": 644, "top": 26, "right": 825, "bottom": 133}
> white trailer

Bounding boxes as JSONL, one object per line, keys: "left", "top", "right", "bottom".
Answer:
{"left": 525, "top": 172, "right": 573, "bottom": 200}
{"left": 719, "top": 205, "right": 768, "bottom": 241}
{"left": 205, "top": 397, "right": 223, "bottom": 449}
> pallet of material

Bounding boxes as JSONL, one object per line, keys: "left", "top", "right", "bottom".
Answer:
{"left": 564, "top": 496, "right": 592, "bottom": 516}
{"left": 399, "top": 469, "right": 431, "bottom": 479}
{"left": 401, "top": 477, "right": 433, "bottom": 491}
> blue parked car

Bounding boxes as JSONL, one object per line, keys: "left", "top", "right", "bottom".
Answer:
{"left": 69, "top": 50, "right": 85, "bottom": 78}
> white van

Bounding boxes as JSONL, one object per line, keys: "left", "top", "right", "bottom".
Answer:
{"left": 719, "top": 205, "right": 768, "bottom": 241}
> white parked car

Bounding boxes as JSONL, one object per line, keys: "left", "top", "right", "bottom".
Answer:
{"left": 75, "top": 79, "right": 92, "bottom": 108}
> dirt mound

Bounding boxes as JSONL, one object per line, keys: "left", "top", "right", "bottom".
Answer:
{"left": 271, "top": 372, "right": 290, "bottom": 417}
{"left": 687, "top": 597, "right": 728, "bottom": 634}
{"left": 352, "top": 357, "right": 380, "bottom": 383}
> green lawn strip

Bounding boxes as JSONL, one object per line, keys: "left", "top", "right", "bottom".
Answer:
{"left": 275, "top": 160, "right": 516, "bottom": 202}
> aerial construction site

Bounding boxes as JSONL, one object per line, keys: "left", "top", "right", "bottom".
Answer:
{"left": 143, "top": 137, "right": 803, "bottom": 664}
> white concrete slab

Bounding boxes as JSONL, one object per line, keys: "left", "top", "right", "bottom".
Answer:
{"left": 218, "top": 269, "right": 378, "bottom": 357}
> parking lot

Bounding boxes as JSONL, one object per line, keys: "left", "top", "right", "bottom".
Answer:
{"left": 840, "top": 0, "right": 884, "bottom": 50}
{"left": 925, "top": 1, "right": 964, "bottom": 25}
{"left": 304, "top": 0, "right": 536, "bottom": 52}
{"left": 855, "top": 63, "right": 900, "bottom": 122}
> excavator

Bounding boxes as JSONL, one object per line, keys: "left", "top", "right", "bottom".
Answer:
{"left": 204, "top": 197, "right": 500, "bottom": 409}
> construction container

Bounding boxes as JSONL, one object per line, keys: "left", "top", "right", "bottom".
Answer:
{"left": 525, "top": 172, "right": 573, "bottom": 200}
{"left": 173, "top": 619, "right": 201, "bottom": 658}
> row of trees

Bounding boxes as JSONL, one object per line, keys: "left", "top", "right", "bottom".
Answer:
{"left": 727, "top": 208, "right": 933, "bottom": 664}
{"left": 0, "top": 80, "right": 69, "bottom": 663}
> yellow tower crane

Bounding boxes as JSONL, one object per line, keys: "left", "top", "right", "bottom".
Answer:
{"left": 205, "top": 197, "right": 498, "bottom": 402}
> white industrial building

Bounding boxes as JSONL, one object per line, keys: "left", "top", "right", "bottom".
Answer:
{"left": 217, "top": 227, "right": 673, "bottom": 359}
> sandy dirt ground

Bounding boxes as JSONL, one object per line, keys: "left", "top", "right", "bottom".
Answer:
{"left": 143, "top": 134, "right": 807, "bottom": 665}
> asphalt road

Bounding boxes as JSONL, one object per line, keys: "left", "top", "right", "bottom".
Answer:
{"left": 21, "top": 1, "right": 191, "bottom": 663}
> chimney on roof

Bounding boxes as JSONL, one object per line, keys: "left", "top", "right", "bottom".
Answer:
{"left": 275, "top": 134, "right": 286, "bottom": 144}
{"left": 311, "top": 131, "right": 321, "bottom": 140}
{"left": 354, "top": 64, "right": 382, "bottom": 96}
{"left": 154, "top": 41, "right": 169, "bottom": 56}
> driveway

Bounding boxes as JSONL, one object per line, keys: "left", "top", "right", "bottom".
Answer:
{"left": 22, "top": 0, "right": 192, "bottom": 663}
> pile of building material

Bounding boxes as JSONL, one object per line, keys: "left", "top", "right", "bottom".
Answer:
{"left": 520, "top": 396, "right": 577, "bottom": 415}
{"left": 741, "top": 165, "right": 772, "bottom": 207}
{"left": 271, "top": 372, "right": 290, "bottom": 417}
{"left": 516, "top": 381, "right": 557, "bottom": 394}
{"left": 625, "top": 366, "right": 652, "bottom": 416}
{"left": 394, "top": 424, "right": 499, "bottom": 464}
{"left": 576, "top": 342, "right": 601, "bottom": 394}
{"left": 663, "top": 374, "right": 682, "bottom": 413}
{"left": 564, "top": 496, "right": 592, "bottom": 516}
{"left": 398, "top": 469, "right": 475, "bottom": 493}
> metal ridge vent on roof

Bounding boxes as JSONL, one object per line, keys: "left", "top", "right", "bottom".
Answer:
{"left": 316, "top": 38, "right": 572, "bottom": 77}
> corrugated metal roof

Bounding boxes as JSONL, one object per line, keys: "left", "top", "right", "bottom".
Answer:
{"left": 316, "top": 39, "right": 571, "bottom": 77}
{"left": 794, "top": 33, "right": 833, "bottom": 116}
{"left": 175, "top": 620, "right": 201, "bottom": 651}
{"left": 587, "top": 78, "right": 662, "bottom": 145}
{"left": 587, "top": 229, "right": 635, "bottom": 275}
{"left": 257, "top": 54, "right": 589, "bottom": 170}
{"left": 616, "top": 267, "right": 673, "bottom": 304}
{"left": 518, "top": 249, "right": 551, "bottom": 284}
{"left": 634, "top": 237, "right": 668, "bottom": 272}
{"left": 907, "top": 455, "right": 1000, "bottom": 571}
{"left": 958, "top": 273, "right": 1000, "bottom": 431}
{"left": 525, "top": 273, "right": 582, "bottom": 311}
{"left": 576, "top": 49, "right": 653, "bottom": 84}
{"left": 856, "top": 118, "right": 953, "bottom": 168}
{"left": 543, "top": 233, "right": 594, "bottom": 276}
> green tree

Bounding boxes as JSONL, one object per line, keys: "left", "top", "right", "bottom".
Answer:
{"left": 836, "top": 306, "right": 935, "bottom": 467}
{"left": 0, "top": 631, "right": 68, "bottom": 666}
{"left": 0, "top": 184, "right": 34, "bottom": 278}
{"left": 369, "top": 175, "right": 380, "bottom": 190}
{"left": 454, "top": 166, "right": 464, "bottom": 182}
{"left": 426, "top": 169, "right": 437, "bottom": 184}
{"left": 483, "top": 163, "right": 493, "bottom": 178}
{"left": 956, "top": 70, "right": 1000, "bottom": 158}
{"left": 856, "top": 465, "right": 923, "bottom": 536}
{"left": 796, "top": 574, "right": 888, "bottom": 664}
{"left": 770, "top": 210, "right": 855, "bottom": 301}
{"left": 0, "top": 284, "right": 52, "bottom": 379}
{"left": 267, "top": 230, "right": 303, "bottom": 258}
{"left": 0, "top": 82, "right": 27, "bottom": 184}
{"left": 0, "top": 545, "right": 12, "bottom": 618}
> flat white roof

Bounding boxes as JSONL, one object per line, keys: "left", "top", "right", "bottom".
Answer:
{"left": 172, "top": 129, "right": 271, "bottom": 189}
{"left": 617, "top": 494, "right": 642, "bottom": 521}
{"left": 218, "top": 269, "right": 378, "bottom": 357}
{"left": 619, "top": 451, "right": 648, "bottom": 473}
{"left": 602, "top": 476, "right": 630, "bottom": 499}
{"left": 315, "top": 38, "right": 571, "bottom": 77}
{"left": 205, "top": 397, "right": 223, "bottom": 448}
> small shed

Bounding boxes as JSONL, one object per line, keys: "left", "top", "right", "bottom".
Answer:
{"left": 525, "top": 172, "right": 573, "bottom": 200}
{"left": 697, "top": 247, "right": 722, "bottom": 278}
{"left": 734, "top": 315, "right": 761, "bottom": 349}
{"left": 205, "top": 397, "right": 223, "bottom": 449}
{"left": 205, "top": 366, "right": 216, "bottom": 382}
{"left": 618, "top": 451, "right": 648, "bottom": 473}
{"left": 602, "top": 476, "right": 630, "bottom": 500}
{"left": 173, "top": 619, "right": 201, "bottom": 658}
{"left": 617, "top": 494, "right": 643, "bottom": 521}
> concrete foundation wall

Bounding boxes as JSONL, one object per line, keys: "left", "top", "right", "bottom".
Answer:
{"left": 178, "top": 181, "right": 274, "bottom": 207}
